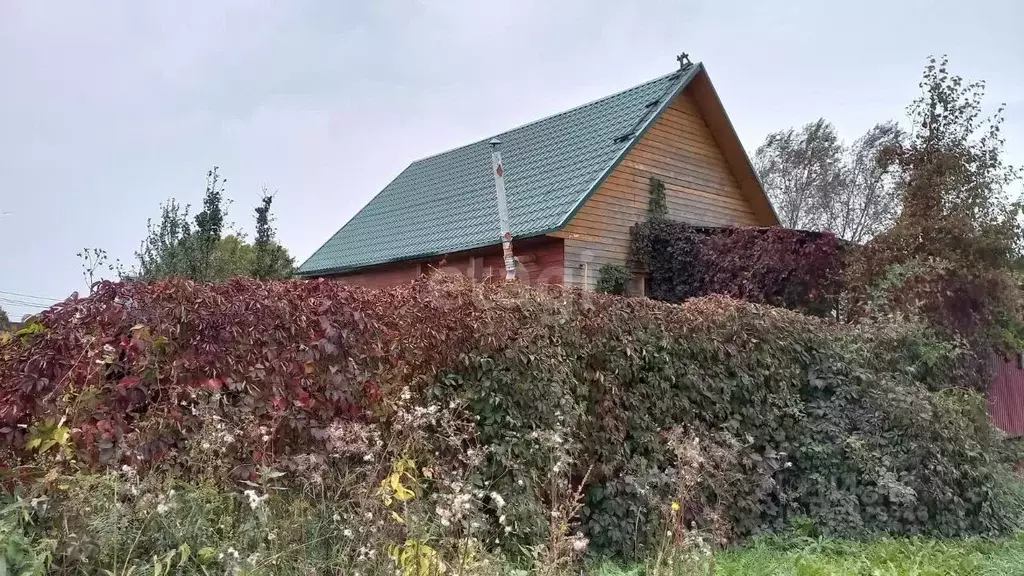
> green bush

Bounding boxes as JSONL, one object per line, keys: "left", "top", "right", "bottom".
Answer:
{"left": 596, "top": 264, "right": 631, "bottom": 295}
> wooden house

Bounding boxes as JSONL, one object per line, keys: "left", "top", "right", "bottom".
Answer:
{"left": 297, "top": 59, "right": 779, "bottom": 290}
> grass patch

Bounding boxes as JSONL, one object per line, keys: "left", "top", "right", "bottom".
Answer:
{"left": 594, "top": 536, "right": 1024, "bottom": 576}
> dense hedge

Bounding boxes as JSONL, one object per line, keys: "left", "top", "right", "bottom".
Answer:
{"left": 631, "top": 222, "right": 845, "bottom": 316}
{"left": 0, "top": 278, "right": 1016, "bottom": 559}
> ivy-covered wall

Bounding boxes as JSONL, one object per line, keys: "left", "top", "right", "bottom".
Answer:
{"left": 631, "top": 220, "right": 845, "bottom": 316}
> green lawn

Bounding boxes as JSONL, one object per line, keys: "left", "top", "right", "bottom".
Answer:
{"left": 594, "top": 536, "right": 1024, "bottom": 576}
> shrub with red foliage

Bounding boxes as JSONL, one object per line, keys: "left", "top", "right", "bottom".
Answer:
{"left": 631, "top": 221, "right": 845, "bottom": 316}
{"left": 0, "top": 278, "right": 482, "bottom": 474}
{"left": 702, "top": 227, "right": 845, "bottom": 315}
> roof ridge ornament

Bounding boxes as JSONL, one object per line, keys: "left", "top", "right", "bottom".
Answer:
{"left": 676, "top": 52, "right": 691, "bottom": 69}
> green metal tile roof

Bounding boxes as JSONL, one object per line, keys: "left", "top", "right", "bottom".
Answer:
{"left": 298, "top": 63, "right": 701, "bottom": 276}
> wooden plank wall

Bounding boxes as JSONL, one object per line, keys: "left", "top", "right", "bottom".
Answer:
{"left": 554, "top": 88, "right": 760, "bottom": 291}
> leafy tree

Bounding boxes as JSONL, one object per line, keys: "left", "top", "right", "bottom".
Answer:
{"left": 250, "top": 191, "right": 295, "bottom": 279}
{"left": 131, "top": 198, "right": 196, "bottom": 282}
{"left": 819, "top": 122, "right": 905, "bottom": 243}
{"left": 879, "top": 56, "right": 1022, "bottom": 266}
{"left": 0, "top": 306, "right": 9, "bottom": 332}
{"left": 125, "top": 167, "right": 294, "bottom": 282}
{"left": 851, "top": 56, "right": 1023, "bottom": 378}
{"left": 755, "top": 120, "right": 906, "bottom": 243}
{"left": 210, "top": 234, "right": 256, "bottom": 280}
{"left": 754, "top": 119, "right": 844, "bottom": 232}
{"left": 191, "top": 167, "right": 227, "bottom": 281}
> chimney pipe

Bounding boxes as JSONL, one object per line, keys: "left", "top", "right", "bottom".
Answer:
{"left": 489, "top": 138, "right": 516, "bottom": 281}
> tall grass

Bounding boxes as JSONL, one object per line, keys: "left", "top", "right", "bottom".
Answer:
{"left": 595, "top": 536, "right": 1024, "bottom": 576}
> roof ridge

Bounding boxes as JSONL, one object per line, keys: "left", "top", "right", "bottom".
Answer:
{"left": 406, "top": 65, "right": 695, "bottom": 166}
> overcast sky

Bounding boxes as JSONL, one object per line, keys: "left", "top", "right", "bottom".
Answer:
{"left": 1, "top": 0, "right": 1022, "bottom": 318}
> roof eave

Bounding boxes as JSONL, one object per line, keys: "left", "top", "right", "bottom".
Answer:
{"left": 295, "top": 232, "right": 553, "bottom": 278}
{"left": 687, "top": 68, "right": 780, "bottom": 226}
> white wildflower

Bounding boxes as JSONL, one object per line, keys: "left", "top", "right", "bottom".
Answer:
{"left": 333, "top": 513, "right": 341, "bottom": 522}
{"left": 571, "top": 533, "right": 589, "bottom": 553}
{"left": 489, "top": 492, "right": 505, "bottom": 509}
{"left": 243, "top": 489, "right": 269, "bottom": 510}
{"left": 343, "top": 528, "right": 353, "bottom": 538}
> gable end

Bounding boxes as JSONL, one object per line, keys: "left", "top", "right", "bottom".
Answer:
{"left": 554, "top": 72, "right": 773, "bottom": 290}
